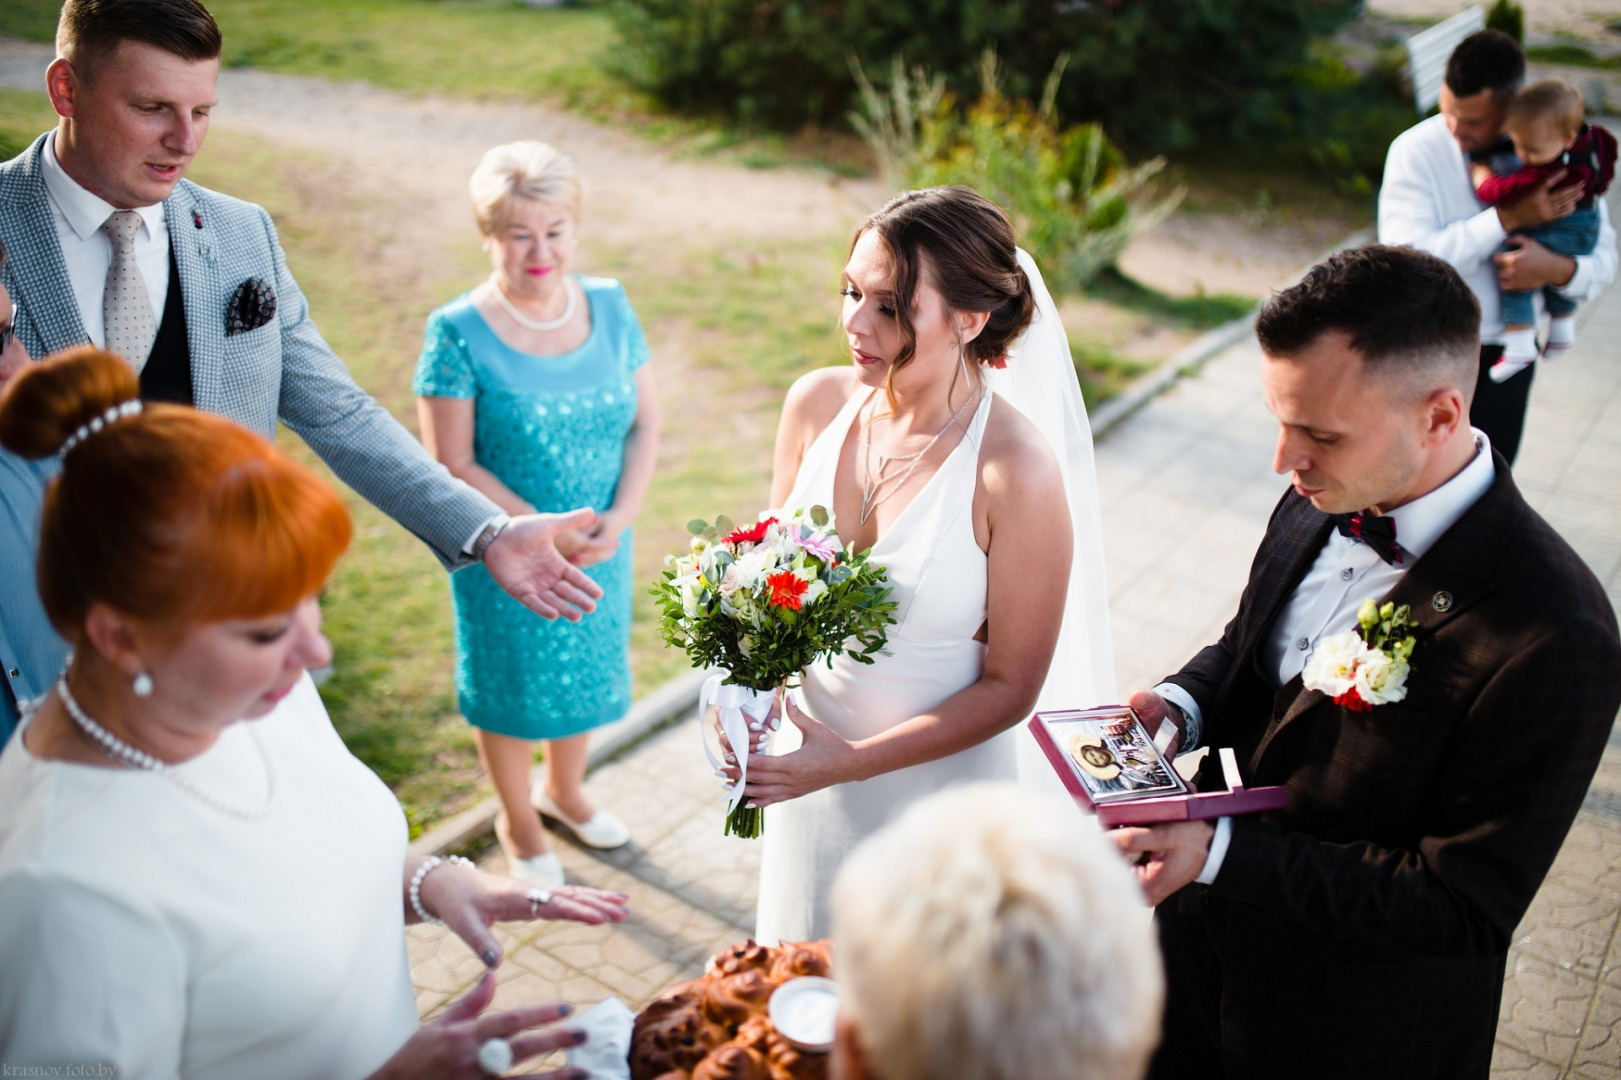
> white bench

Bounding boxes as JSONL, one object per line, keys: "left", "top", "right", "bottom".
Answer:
{"left": 1405, "top": 6, "right": 1486, "bottom": 115}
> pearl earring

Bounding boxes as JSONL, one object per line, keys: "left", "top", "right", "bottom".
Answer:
{"left": 133, "top": 671, "right": 154, "bottom": 697}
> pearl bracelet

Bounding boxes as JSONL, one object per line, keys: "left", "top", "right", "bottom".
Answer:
{"left": 409, "top": 854, "right": 475, "bottom": 925}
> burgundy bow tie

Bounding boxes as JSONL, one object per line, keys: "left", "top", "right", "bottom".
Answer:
{"left": 1334, "top": 512, "right": 1402, "bottom": 565}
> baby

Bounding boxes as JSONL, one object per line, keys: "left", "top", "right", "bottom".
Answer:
{"left": 1470, "top": 77, "right": 1616, "bottom": 383}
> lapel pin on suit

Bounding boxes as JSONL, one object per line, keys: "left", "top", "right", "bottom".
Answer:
{"left": 1432, "top": 591, "right": 1453, "bottom": 613}
{"left": 192, "top": 208, "right": 203, "bottom": 229}
{"left": 226, "top": 277, "right": 278, "bottom": 336}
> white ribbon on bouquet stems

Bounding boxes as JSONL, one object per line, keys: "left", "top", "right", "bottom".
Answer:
{"left": 699, "top": 672, "right": 778, "bottom": 814}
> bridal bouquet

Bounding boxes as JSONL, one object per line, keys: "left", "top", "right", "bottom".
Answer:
{"left": 650, "top": 506, "right": 896, "bottom": 838}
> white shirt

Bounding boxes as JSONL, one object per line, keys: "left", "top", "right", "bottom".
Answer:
{"left": 1159, "top": 431, "right": 1497, "bottom": 884}
{"left": 0, "top": 676, "right": 419, "bottom": 1080}
{"left": 1378, "top": 114, "right": 1617, "bottom": 344}
{"left": 40, "top": 133, "right": 170, "bottom": 349}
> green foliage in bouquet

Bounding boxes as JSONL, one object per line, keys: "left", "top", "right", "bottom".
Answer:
{"left": 650, "top": 508, "right": 897, "bottom": 694}
{"left": 852, "top": 52, "right": 1182, "bottom": 292}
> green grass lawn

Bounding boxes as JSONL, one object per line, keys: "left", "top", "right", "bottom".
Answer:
{"left": 0, "top": 87, "right": 853, "bottom": 832}
{"left": 2, "top": 0, "right": 617, "bottom": 103}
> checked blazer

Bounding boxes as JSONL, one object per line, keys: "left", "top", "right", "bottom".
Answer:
{"left": 0, "top": 133, "right": 497, "bottom": 568}
{"left": 1152, "top": 456, "right": 1621, "bottom": 1080}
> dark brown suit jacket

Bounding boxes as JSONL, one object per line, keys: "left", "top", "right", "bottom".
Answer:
{"left": 1152, "top": 455, "right": 1621, "bottom": 1080}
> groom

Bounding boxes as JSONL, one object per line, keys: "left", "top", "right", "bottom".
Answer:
{"left": 1114, "top": 245, "right": 1621, "bottom": 1078}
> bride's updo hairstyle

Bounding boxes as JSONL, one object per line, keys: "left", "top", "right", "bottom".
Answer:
{"left": 0, "top": 347, "right": 352, "bottom": 642}
{"left": 853, "top": 186, "right": 1035, "bottom": 401}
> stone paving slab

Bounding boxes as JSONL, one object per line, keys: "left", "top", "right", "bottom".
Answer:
{"left": 412, "top": 193, "right": 1621, "bottom": 1076}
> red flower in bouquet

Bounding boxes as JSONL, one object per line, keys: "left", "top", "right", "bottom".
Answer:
{"left": 725, "top": 517, "right": 778, "bottom": 545}
{"left": 766, "top": 570, "right": 809, "bottom": 611}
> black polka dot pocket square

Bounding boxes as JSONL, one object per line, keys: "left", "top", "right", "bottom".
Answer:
{"left": 225, "top": 277, "right": 278, "bottom": 336}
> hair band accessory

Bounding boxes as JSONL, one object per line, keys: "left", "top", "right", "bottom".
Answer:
{"left": 60, "top": 399, "right": 142, "bottom": 454}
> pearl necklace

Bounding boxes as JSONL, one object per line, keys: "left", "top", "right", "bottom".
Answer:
{"left": 493, "top": 277, "right": 576, "bottom": 332}
{"left": 56, "top": 675, "right": 276, "bottom": 820}
{"left": 858, "top": 389, "right": 980, "bottom": 525}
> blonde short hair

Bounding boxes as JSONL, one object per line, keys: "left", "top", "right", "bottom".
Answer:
{"left": 469, "top": 140, "right": 581, "bottom": 234}
{"left": 1505, "top": 77, "right": 1585, "bottom": 138}
{"left": 831, "top": 783, "right": 1163, "bottom": 1080}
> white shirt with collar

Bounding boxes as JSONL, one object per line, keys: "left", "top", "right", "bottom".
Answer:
{"left": 40, "top": 133, "right": 169, "bottom": 354}
{"left": 1159, "top": 430, "right": 1498, "bottom": 884}
{"left": 1377, "top": 113, "right": 1617, "bottom": 345}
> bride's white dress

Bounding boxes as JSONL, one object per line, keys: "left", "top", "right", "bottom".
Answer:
{"left": 754, "top": 389, "right": 1013, "bottom": 943}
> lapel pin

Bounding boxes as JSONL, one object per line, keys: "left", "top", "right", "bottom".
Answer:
{"left": 192, "top": 208, "right": 203, "bottom": 229}
{"left": 1432, "top": 591, "right": 1453, "bottom": 613}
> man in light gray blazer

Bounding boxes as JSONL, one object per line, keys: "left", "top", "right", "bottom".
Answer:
{"left": 0, "top": 0, "right": 602, "bottom": 637}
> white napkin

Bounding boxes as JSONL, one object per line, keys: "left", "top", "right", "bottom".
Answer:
{"left": 564, "top": 997, "right": 635, "bottom": 1080}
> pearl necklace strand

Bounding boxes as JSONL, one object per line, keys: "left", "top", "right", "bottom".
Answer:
{"left": 493, "top": 277, "right": 576, "bottom": 332}
{"left": 56, "top": 674, "right": 276, "bottom": 821}
{"left": 858, "top": 389, "right": 980, "bottom": 525}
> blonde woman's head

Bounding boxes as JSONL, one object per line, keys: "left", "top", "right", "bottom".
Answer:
{"left": 831, "top": 782, "right": 1163, "bottom": 1080}
{"left": 469, "top": 140, "right": 581, "bottom": 235}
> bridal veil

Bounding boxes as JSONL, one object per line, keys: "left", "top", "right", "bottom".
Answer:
{"left": 984, "top": 249, "right": 1116, "bottom": 787}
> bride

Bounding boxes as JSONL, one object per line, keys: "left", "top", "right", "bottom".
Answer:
{"left": 745, "top": 187, "right": 1115, "bottom": 942}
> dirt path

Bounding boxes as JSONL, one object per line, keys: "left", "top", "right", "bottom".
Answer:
{"left": 0, "top": 36, "right": 1339, "bottom": 307}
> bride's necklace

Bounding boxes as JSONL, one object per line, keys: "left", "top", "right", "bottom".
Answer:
{"left": 493, "top": 277, "right": 576, "bottom": 332}
{"left": 56, "top": 674, "right": 275, "bottom": 820}
{"left": 858, "top": 389, "right": 980, "bottom": 525}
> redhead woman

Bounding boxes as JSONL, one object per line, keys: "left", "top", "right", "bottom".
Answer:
{"left": 0, "top": 347, "right": 627, "bottom": 1080}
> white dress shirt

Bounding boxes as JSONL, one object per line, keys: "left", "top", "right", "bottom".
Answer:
{"left": 1159, "top": 431, "right": 1497, "bottom": 884}
{"left": 40, "top": 134, "right": 169, "bottom": 349}
{"left": 1378, "top": 114, "right": 1617, "bottom": 344}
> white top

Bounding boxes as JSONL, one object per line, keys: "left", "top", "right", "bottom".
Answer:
{"left": 40, "top": 133, "right": 170, "bottom": 348}
{"left": 0, "top": 675, "right": 419, "bottom": 1080}
{"left": 1161, "top": 431, "right": 1496, "bottom": 884}
{"left": 1377, "top": 113, "right": 1617, "bottom": 343}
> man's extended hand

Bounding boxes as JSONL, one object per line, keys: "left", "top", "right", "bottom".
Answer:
{"left": 1496, "top": 170, "right": 1580, "bottom": 233}
{"left": 482, "top": 508, "right": 605, "bottom": 621}
{"left": 1128, "top": 688, "right": 1182, "bottom": 758}
{"left": 1494, "top": 235, "right": 1578, "bottom": 292}
{"left": 1111, "top": 820, "right": 1215, "bottom": 906}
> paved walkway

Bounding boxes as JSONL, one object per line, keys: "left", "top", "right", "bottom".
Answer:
{"left": 412, "top": 193, "right": 1621, "bottom": 1077}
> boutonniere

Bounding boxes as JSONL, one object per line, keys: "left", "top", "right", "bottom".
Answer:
{"left": 1302, "top": 599, "right": 1417, "bottom": 712}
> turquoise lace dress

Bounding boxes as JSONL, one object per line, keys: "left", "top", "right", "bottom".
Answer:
{"left": 412, "top": 276, "right": 648, "bottom": 740}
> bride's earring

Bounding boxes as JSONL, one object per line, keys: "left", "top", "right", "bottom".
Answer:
{"left": 132, "top": 671, "right": 154, "bottom": 698}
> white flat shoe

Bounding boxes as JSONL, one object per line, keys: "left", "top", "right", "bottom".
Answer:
{"left": 503, "top": 847, "right": 565, "bottom": 887}
{"left": 532, "top": 783, "right": 632, "bottom": 849}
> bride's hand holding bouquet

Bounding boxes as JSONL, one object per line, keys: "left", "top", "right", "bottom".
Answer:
{"left": 650, "top": 506, "right": 896, "bottom": 837}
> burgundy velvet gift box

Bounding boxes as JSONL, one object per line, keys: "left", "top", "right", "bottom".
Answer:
{"left": 1027, "top": 706, "right": 1288, "bottom": 828}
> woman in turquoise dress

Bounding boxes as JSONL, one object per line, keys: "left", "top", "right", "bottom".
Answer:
{"left": 414, "top": 142, "right": 660, "bottom": 887}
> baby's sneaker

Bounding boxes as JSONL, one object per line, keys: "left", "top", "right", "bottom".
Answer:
{"left": 1490, "top": 328, "right": 1539, "bottom": 384}
{"left": 1542, "top": 315, "right": 1577, "bottom": 360}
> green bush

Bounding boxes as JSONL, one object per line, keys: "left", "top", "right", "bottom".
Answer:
{"left": 1486, "top": 0, "right": 1525, "bottom": 43}
{"left": 607, "top": 0, "right": 1401, "bottom": 170}
{"left": 853, "top": 53, "right": 1182, "bottom": 292}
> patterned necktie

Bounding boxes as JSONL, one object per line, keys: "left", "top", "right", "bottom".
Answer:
{"left": 1333, "top": 511, "right": 1402, "bottom": 566}
{"left": 102, "top": 209, "right": 157, "bottom": 371}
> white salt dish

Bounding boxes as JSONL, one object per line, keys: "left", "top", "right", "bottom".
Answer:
{"left": 768, "top": 976, "right": 841, "bottom": 1053}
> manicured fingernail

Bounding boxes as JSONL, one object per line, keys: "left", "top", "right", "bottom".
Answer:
{"left": 482, "top": 949, "right": 500, "bottom": 967}
{"left": 558, "top": 1002, "right": 575, "bottom": 1017}
{"left": 571, "top": 1028, "right": 589, "bottom": 1045}
{"left": 749, "top": 721, "right": 762, "bottom": 731}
